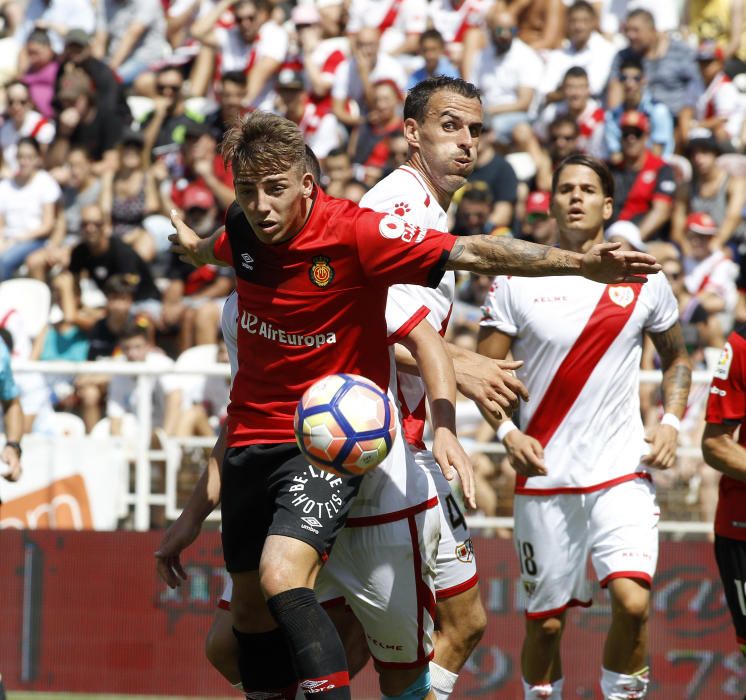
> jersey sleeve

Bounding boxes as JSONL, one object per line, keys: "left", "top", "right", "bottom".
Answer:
{"left": 354, "top": 209, "right": 455, "bottom": 288}
{"left": 653, "top": 163, "right": 676, "bottom": 203}
{"left": 706, "top": 331, "right": 746, "bottom": 426}
{"left": 644, "top": 271, "right": 679, "bottom": 333}
{"left": 479, "top": 276, "right": 518, "bottom": 336}
{"left": 385, "top": 284, "right": 434, "bottom": 342}
{"left": 215, "top": 202, "right": 243, "bottom": 266}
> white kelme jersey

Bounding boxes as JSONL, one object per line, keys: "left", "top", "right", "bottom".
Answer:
{"left": 361, "top": 165, "right": 455, "bottom": 447}
{"left": 480, "top": 272, "right": 678, "bottom": 493}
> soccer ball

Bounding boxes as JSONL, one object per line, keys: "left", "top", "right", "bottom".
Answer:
{"left": 294, "top": 373, "right": 397, "bottom": 477}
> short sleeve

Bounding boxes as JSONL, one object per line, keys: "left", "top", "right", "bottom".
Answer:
{"left": 479, "top": 276, "right": 518, "bottom": 336}
{"left": 354, "top": 210, "right": 455, "bottom": 288}
{"left": 386, "top": 285, "right": 436, "bottom": 341}
{"left": 255, "top": 23, "right": 288, "bottom": 63}
{"left": 643, "top": 271, "right": 679, "bottom": 333}
{"left": 706, "top": 331, "right": 746, "bottom": 425}
{"left": 37, "top": 171, "right": 62, "bottom": 204}
{"left": 214, "top": 230, "right": 233, "bottom": 266}
{"left": 653, "top": 164, "right": 676, "bottom": 202}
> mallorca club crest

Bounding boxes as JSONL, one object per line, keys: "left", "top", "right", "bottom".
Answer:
{"left": 608, "top": 285, "right": 634, "bottom": 308}
{"left": 309, "top": 256, "right": 334, "bottom": 288}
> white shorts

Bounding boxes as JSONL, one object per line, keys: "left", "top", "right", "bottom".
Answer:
{"left": 412, "top": 448, "right": 478, "bottom": 599}
{"left": 513, "top": 476, "right": 660, "bottom": 618}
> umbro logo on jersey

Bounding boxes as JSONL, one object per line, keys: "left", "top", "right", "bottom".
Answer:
{"left": 241, "top": 253, "right": 254, "bottom": 270}
{"left": 301, "top": 516, "right": 323, "bottom": 528}
{"left": 300, "top": 680, "right": 336, "bottom": 693}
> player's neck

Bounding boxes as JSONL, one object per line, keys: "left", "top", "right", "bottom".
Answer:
{"left": 404, "top": 156, "right": 455, "bottom": 211}
{"left": 558, "top": 227, "right": 604, "bottom": 253}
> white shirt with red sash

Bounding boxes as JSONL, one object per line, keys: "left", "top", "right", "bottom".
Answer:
{"left": 684, "top": 249, "right": 738, "bottom": 314}
{"left": 480, "top": 272, "right": 678, "bottom": 494}
{"left": 346, "top": 0, "right": 427, "bottom": 54}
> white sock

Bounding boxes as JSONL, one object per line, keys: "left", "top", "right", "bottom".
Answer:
{"left": 522, "top": 677, "right": 564, "bottom": 699}
{"left": 429, "top": 662, "right": 459, "bottom": 700}
{"left": 600, "top": 666, "right": 649, "bottom": 699}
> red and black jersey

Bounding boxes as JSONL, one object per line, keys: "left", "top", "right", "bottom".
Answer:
{"left": 612, "top": 150, "right": 676, "bottom": 224}
{"left": 214, "top": 187, "right": 456, "bottom": 447}
{"left": 705, "top": 326, "right": 746, "bottom": 541}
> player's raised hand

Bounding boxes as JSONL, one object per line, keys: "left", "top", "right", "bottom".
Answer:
{"left": 642, "top": 424, "right": 678, "bottom": 471}
{"left": 581, "top": 241, "right": 661, "bottom": 284}
{"left": 455, "top": 353, "right": 528, "bottom": 419}
{"left": 432, "top": 426, "right": 476, "bottom": 509}
{"left": 503, "top": 430, "right": 547, "bottom": 478}
{"left": 168, "top": 209, "right": 222, "bottom": 268}
{"left": 154, "top": 512, "right": 203, "bottom": 588}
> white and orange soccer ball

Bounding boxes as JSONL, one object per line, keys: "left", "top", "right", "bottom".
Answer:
{"left": 294, "top": 373, "right": 397, "bottom": 477}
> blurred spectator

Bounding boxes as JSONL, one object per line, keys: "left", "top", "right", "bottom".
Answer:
{"left": 682, "top": 211, "right": 739, "bottom": 322}
{"left": 100, "top": 131, "right": 163, "bottom": 262}
{"left": 164, "top": 121, "right": 235, "bottom": 213}
{"left": 17, "top": 0, "right": 96, "bottom": 55}
{"left": 0, "top": 80, "right": 55, "bottom": 171}
{"left": 519, "top": 190, "right": 556, "bottom": 245}
{"left": 56, "top": 29, "right": 130, "bottom": 122}
{"left": 274, "top": 68, "right": 344, "bottom": 160}
{"left": 26, "top": 146, "right": 101, "bottom": 281}
{"left": 531, "top": 114, "right": 580, "bottom": 191}
{"left": 346, "top": 0, "right": 427, "bottom": 57}
{"left": 607, "top": 9, "right": 702, "bottom": 122}
{"left": 21, "top": 29, "right": 59, "bottom": 119}
{"left": 529, "top": 66, "right": 605, "bottom": 158}
{"left": 539, "top": 0, "right": 615, "bottom": 101}
{"left": 0, "top": 327, "right": 23, "bottom": 483}
{"left": 604, "top": 57, "right": 675, "bottom": 162}
{"left": 97, "top": 0, "right": 169, "bottom": 91}
{"left": 452, "top": 185, "right": 496, "bottom": 236}
{"left": 0, "top": 136, "right": 60, "bottom": 280}
{"left": 160, "top": 184, "right": 233, "bottom": 353}
{"left": 342, "top": 178, "right": 369, "bottom": 202}
{"left": 605, "top": 219, "right": 647, "bottom": 252}
{"left": 191, "top": 0, "right": 289, "bottom": 109}
{"left": 427, "top": 0, "right": 490, "bottom": 75}
{"left": 384, "top": 133, "right": 409, "bottom": 173}
{"left": 66, "top": 203, "right": 162, "bottom": 320}
{"left": 142, "top": 65, "right": 203, "bottom": 157}
{"left": 350, "top": 79, "right": 404, "bottom": 186}
{"left": 609, "top": 110, "right": 676, "bottom": 241}
{"left": 688, "top": 0, "right": 746, "bottom": 78}
{"left": 48, "top": 68, "right": 124, "bottom": 173}
{"left": 331, "top": 26, "right": 407, "bottom": 129}
{"left": 407, "top": 29, "right": 460, "bottom": 91}
{"left": 317, "top": 0, "right": 346, "bottom": 40}
{"left": 0, "top": 6, "right": 21, "bottom": 86}
{"left": 693, "top": 40, "right": 746, "bottom": 150}
{"left": 509, "top": 0, "right": 565, "bottom": 52}
{"left": 672, "top": 130, "right": 746, "bottom": 250}
{"left": 469, "top": 6, "right": 543, "bottom": 145}
{"left": 466, "top": 129, "right": 518, "bottom": 230}
{"left": 322, "top": 146, "right": 354, "bottom": 197}
{"left": 204, "top": 71, "right": 248, "bottom": 143}
{"left": 106, "top": 322, "right": 183, "bottom": 437}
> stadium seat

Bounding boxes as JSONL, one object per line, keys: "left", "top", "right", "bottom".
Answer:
{"left": 0, "top": 278, "right": 51, "bottom": 338}
{"left": 45, "top": 412, "right": 87, "bottom": 438}
{"left": 505, "top": 151, "right": 537, "bottom": 182}
{"left": 176, "top": 343, "right": 218, "bottom": 367}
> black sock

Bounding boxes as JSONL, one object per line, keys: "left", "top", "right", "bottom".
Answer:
{"left": 232, "top": 627, "right": 298, "bottom": 699}
{"left": 0, "top": 674, "right": 6, "bottom": 700}
{"left": 267, "top": 587, "right": 351, "bottom": 699}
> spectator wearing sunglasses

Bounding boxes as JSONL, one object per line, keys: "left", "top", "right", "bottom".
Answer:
{"left": 604, "top": 57, "right": 674, "bottom": 163}
{"left": 0, "top": 80, "right": 55, "bottom": 172}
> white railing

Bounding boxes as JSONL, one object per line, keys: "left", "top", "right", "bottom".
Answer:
{"left": 10, "top": 360, "right": 716, "bottom": 533}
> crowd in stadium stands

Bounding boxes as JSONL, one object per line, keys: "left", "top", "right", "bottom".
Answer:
{"left": 1, "top": 0, "right": 745, "bottom": 527}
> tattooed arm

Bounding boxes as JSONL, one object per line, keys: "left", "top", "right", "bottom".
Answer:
{"left": 445, "top": 235, "right": 661, "bottom": 283}
{"left": 643, "top": 322, "right": 693, "bottom": 470}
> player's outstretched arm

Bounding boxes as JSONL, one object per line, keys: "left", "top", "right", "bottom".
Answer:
{"left": 398, "top": 320, "right": 476, "bottom": 509}
{"left": 702, "top": 422, "right": 746, "bottom": 482}
{"left": 155, "top": 424, "right": 226, "bottom": 588}
{"left": 168, "top": 209, "right": 227, "bottom": 268}
{"left": 643, "top": 322, "right": 692, "bottom": 470}
{"left": 445, "top": 236, "right": 661, "bottom": 283}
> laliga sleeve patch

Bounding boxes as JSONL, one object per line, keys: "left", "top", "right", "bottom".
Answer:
{"left": 715, "top": 342, "right": 733, "bottom": 380}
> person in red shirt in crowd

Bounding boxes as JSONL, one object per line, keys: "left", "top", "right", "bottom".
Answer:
{"left": 609, "top": 110, "right": 676, "bottom": 242}
{"left": 168, "top": 110, "right": 659, "bottom": 700}
{"left": 702, "top": 329, "right": 746, "bottom": 663}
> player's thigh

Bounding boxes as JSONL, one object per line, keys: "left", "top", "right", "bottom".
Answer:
{"left": 323, "top": 602, "right": 370, "bottom": 677}
{"left": 230, "top": 569, "right": 276, "bottom": 633}
{"left": 714, "top": 534, "right": 746, "bottom": 652}
{"left": 589, "top": 478, "right": 659, "bottom": 589}
{"left": 317, "top": 503, "right": 440, "bottom": 669}
{"left": 514, "top": 494, "right": 592, "bottom": 616}
{"left": 416, "top": 449, "right": 479, "bottom": 599}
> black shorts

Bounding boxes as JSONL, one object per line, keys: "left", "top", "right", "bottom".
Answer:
{"left": 221, "top": 442, "right": 362, "bottom": 573}
{"left": 714, "top": 534, "right": 746, "bottom": 651}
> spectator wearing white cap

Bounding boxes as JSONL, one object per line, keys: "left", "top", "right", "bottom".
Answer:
{"left": 605, "top": 220, "right": 647, "bottom": 252}
{"left": 683, "top": 211, "right": 738, "bottom": 322}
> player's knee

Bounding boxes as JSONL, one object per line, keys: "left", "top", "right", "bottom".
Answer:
{"left": 613, "top": 588, "right": 650, "bottom": 624}
{"left": 380, "top": 666, "right": 431, "bottom": 699}
{"left": 528, "top": 616, "right": 563, "bottom": 643}
{"left": 439, "top": 600, "right": 487, "bottom": 656}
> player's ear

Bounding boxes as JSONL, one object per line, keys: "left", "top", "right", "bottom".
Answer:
{"left": 403, "top": 117, "right": 419, "bottom": 148}
{"left": 301, "top": 171, "right": 314, "bottom": 198}
{"left": 602, "top": 196, "right": 613, "bottom": 221}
